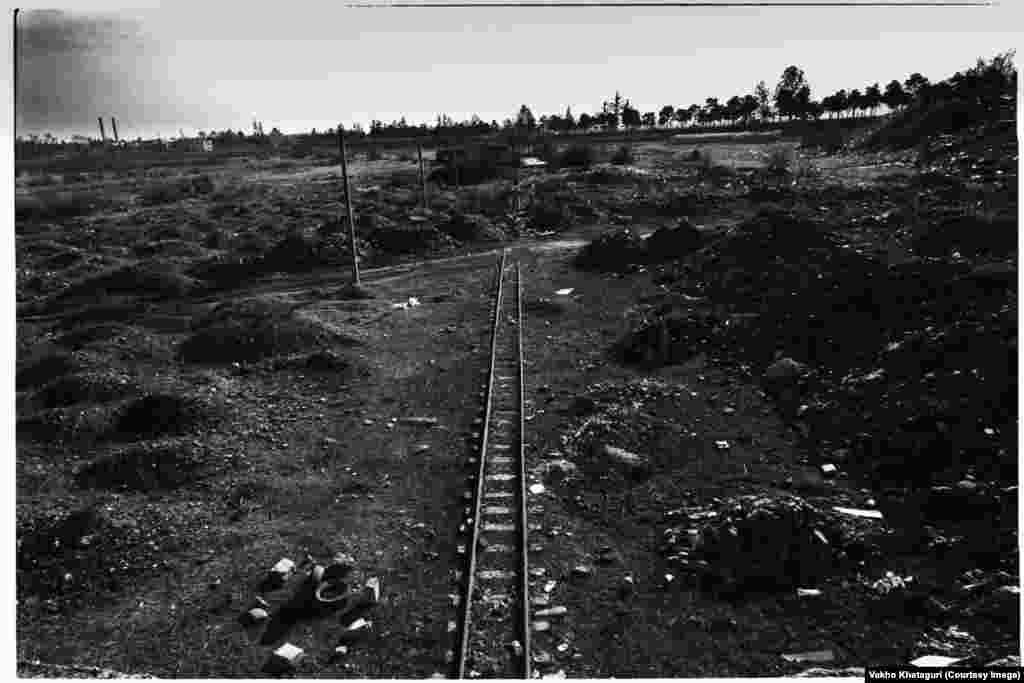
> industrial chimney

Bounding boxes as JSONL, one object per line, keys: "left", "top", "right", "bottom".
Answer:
{"left": 110, "top": 117, "right": 119, "bottom": 142}
{"left": 97, "top": 117, "right": 107, "bottom": 142}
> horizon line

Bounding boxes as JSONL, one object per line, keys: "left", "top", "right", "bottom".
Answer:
{"left": 342, "top": 1, "right": 993, "bottom": 7}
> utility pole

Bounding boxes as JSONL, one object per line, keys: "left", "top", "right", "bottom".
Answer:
{"left": 338, "top": 125, "right": 360, "bottom": 285}
{"left": 13, "top": 8, "right": 19, "bottom": 146}
{"left": 98, "top": 117, "right": 107, "bottom": 143}
{"left": 110, "top": 117, "right": 119, "bottom": 142}
{"left": 417, "top": 141, "right": 427, "bottom": 209}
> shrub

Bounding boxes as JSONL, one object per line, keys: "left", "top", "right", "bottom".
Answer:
{"left": 610, "top": 145, "right": 635, "bottom": 165}
{"left": 15, "top": 190, "right": 105, "bottom": 222}
{"left": 559, "top": 143, "right": 597, "bottom": 169}
{"left": 765, "top": 146, "right": 795, "bottom": 175}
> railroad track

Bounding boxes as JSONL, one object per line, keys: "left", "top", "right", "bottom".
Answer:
{"left": 455, "top": 250, "right": 532, "bottom": 679}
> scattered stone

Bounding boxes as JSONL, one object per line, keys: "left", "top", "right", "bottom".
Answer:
{"left": 533, "top": 651, "right": 554, "bottom": 665}
{"left": 985, "top": 657, "right": 1021, "bottom": 668}
{"left": 571, "top": 565, "right": 593, "bottom": 580}
{"left": 334, "top": 645, "right": 349, "bottom": 656}
{"left": 532, "top": 594, "right": 551, "bottom": 607}
{"left": 510, "top": 640, "right": 524, "bottom": 657}
{"left": 400, "top": 416, "right": 439, "bottom": 426}
{"left": 602, "top": 445, "right": 651, "bottom": 474}
{"left": 832, "top": 506, "right": 884, "bottom": 520}
{"left": 337, "top": 618, "right": 372, "bottom": 641}
{"left": 264, "top": 643, "right": 304, "bottom": 674}
{"left": 820, "top": 464, "right": 838, "bottom": 477}
{"left": 535, "top": 606, "right": 567, "bottom": 618}
{"left": 364, "top": 577, "right": 381, "bottom": 604}
{"left": 265, "top": 558, "right": 296, "bottom": 589}
{"left": 911, "top": 655, "right": 962, "bottom": 667}
{"left": 413, "top": 444, "right": 431, "bottom": 453}
{"left": 529, "top": 483, "right": 546, "bottom": 495}
{"left": 243, "top": 607, "right": 270, "bottom": 624}
{"left": 543, "top": 580, "right": 557, "bottom": 593}
{"left": 782, "top": 650, "right": 835, "bottom": 664}
{"left": 533, "top": 620, "right": 551, "bottom": 632}
{"left": 714, "top": 440, "right": 731, "bottom": 451}
{"left": 796, "top": 588, "right": 823, "bottom": 598}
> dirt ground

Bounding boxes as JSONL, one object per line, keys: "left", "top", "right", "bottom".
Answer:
{"left": 15, "top": 129, "right": 1019, "bottom": 676}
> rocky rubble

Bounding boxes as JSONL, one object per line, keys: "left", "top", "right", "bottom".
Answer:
{"left": 661, "top": 493, "right": 886, "bottom": 593}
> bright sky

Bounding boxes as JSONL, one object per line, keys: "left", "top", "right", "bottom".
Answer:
{"left": 13, "top": 0, "right": 1023, "bottom": 140}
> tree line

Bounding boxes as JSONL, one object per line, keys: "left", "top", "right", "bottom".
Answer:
{"left": 340, "top": 50, "right": 1014, "bottom": 141}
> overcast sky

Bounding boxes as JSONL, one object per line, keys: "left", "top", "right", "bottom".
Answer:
{"left": 13, "top": 1, "right": 1021, "bottom": 140}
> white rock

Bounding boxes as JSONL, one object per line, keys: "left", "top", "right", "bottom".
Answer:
{"left": 273, "top": 643, "right": 304, "bottom": 666}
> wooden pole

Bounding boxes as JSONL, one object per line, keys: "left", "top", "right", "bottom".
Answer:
{"left": 417, "top": 141, "right": 427, "bottom": 209}
{"left": 13, "top": 8, "right": 19, "bottom": 146}
{"left": 338, "top": 125, "right": 360, "bottom": 285}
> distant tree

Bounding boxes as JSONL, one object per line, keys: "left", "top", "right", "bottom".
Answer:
{"left": 515, "top": 105, "right": 537, "bottom": 130}
{"left": 846, "top": 89, "right": 863, "bottom": 118}
{"left": 725, "top": 95, "right": 743, "bottom": 126}
{"left": 673, "top": 107, "right": 690, "bottom": 127}
{"left": 702, "top": 98, "right": 721, "bottom": 127}
{"left": 794, "top": 85, "right": 812, "bottom": 119}
{"left": 774, "top": 65, "right": 809, "bottom": 121}
{"left": 864, "top": 83, "right": 883, "bottom": 116}
{"left": 739, "top": 95, "right": 759, "bottom": 127}
{"left": 564, "top": 106, "right": 576, "bottom": 131}
{"left": 754, "top": 80, "right": 773, "bottom": 122}
{"left": 578, "top": 112, "right": 594, "bottom": 130}
{"left": 642, "top": 111, "right": 656, "bottom": 128}
{"left": 658, "top": 105, "right": 676, "bottom": 127}
{"left": 882, "top": 80, "right": 907, "bottom": 112}
{"left": 903, "top": 72, "right": 930, "bottom": 99}
{"left": 621, "top": 102, "right": 642, "bottom": 128}
{"left": 823, "top": 89, "right": 847, "bottom": 119}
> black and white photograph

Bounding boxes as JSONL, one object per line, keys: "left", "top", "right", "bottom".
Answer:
{"left": 11, "top": 0, "right": 1020, "bottom": 677}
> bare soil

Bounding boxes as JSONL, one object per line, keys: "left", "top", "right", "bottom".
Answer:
{"left": 16, "top": 127, "right": 1018, "bottom": 677}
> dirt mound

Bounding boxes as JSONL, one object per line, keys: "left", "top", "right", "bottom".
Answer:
{"left": 371, "top": 221, "right": 451, "bottom": 254}
{"left": 662, "top": 494, "right": 882, "bottom": 593}
{"left": 524, "top": 297, "right": 566, "bottom": 316}
{"left": 75, "top": 441, "right": 207, "bottom": 492}
{"left": 528, "top": 199, "right": 575, "bottom": 232}
{"left": 180, "top": 298, "right": 347, "bottom": 364}
{"left": 16, "top": 349, "right": 82, "bottom": 390}
{"left": 54, "top": 260, "right": 199, "bottom": 305}
{"left": 645, "top": 219, "right": 703, "bottom": 261}
{"left": 132, "top": 239, "right": 208, "bottom": 259}
{"left": 574, "top": 228, "right": 647, "bottom": 272}
{"left": 113, "top": 392, "right": 220, "bottom": 439}
{"left": 35, "top": 371, "right": 138, "bottom": 409}
{"left": 912, "top": 215, "right": 1017, "bottom": 258}
{"left": 260, "top": 232, "right": 341, "bottom": 272}
{"left": 440, "top": 212, "right": 505, "bottom": 242}
{"left": 17, "top": 504, "right": 177, "bottom": 605}
{"left": 53, "top": 322, "right": 133, "bottom": 349}
{"left": 613, "top": 309, "right": 721, "bottom": 367}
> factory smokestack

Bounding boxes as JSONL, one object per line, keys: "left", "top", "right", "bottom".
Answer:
{"left": 110, "top": 117, "right": 119, "bottom": 142}
{"left": 98, "top": 117, "right": 106, "bottom": 142}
